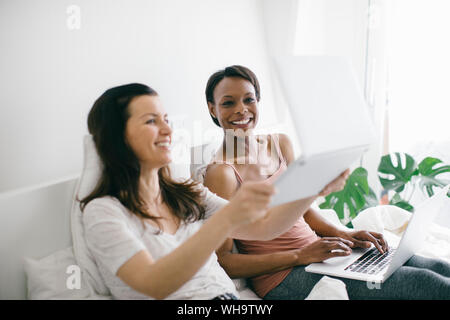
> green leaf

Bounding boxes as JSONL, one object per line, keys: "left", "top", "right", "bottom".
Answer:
{"left": 378, "top": 153, "right": 417, "bottom": 193}
{"left": 389, "top": 192, "right": 414, "bottom": 212}
{"left": 346, "top": 221, "right": 354, "bottom": 229}
{"left": 417, "top": 157, "right": 450, "bottom": 197}
{"left": 319, "top": 167, "right": 378, "bottom": 221}
{"left": 362, "top": 188, "right": 379, "bottom": 210}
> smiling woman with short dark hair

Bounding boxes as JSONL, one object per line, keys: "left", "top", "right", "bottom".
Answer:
{"left": 203, "top": 65, "right": 450, "bottom": 300}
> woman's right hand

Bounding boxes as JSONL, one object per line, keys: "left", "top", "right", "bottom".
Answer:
{"left": 294, "top": 237, "right": 354, "bottom": 265}
{"left": 225, "top": 180, "right": 276, "bottom": 227}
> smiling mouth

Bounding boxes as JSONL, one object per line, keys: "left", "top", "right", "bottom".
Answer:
{"left": 155, "top": 141, "right": 171, "bottom": 147}
{"left": 230, "top": 118, "right": 253, "bottom": 125}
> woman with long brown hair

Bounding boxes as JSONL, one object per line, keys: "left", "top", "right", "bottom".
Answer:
{"left": 80, "top": 83, "right": 348, "bottom": 300}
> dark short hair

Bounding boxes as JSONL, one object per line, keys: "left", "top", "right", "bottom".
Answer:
{"left": 205, "top": 65, "right": 260, "bottom": 127}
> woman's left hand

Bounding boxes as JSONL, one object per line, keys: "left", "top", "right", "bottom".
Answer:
{"left": 318, "top": 169, "right": 350, "bottom": 197}
{"left": 340, "top": 230, "right": 389, "bottom": 254}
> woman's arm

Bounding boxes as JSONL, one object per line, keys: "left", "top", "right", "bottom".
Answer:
{"left": 303, "top": 207, "right": 347, "bottom": 238}
{"left": 231, "top": 195, "right": 318, "bottom": 240}
{"left": 216, "top": 238, "right": 301, "bottom": 278}
{"left": 205, "top": 163, "right": 307, "bottom": 277}
{"left": 303, "top": 194, "right": 388, "bottom": 253}
{"left": 216, "top": 207, "right": 357, "bottom": 279}
{"left": 204, "top": 162, "right": 316, "bottom": 241}
{"left": 206, "top": 133, "right": 349, "bottom": 278}
{"left": 236, "top": 134, "right": 349, "bottom": 240}
{"left": 231, "top": 133, "right": 315, "bottom": 240}
{"left": 86, "top": 180, "right": 274, "bottom": 300}
{"left": 278, "top": 133, "right": 295, "bottom": 164}
{"left": 116, "top": 206, "right": 238, "bottom": 299}
{"left": 205, "top": 165, "right": 301, "bottom": 276}
{"left": 206, "top": 166, "right": 348, "bottom": 241}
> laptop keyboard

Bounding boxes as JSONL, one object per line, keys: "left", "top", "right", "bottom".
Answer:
{"left": 344, "top": 247, "right": 396, "bottom": 275}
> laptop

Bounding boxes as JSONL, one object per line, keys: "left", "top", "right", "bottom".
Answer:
{"left": 270, "top": 56, "right": 376, "bottom": 206}
{"left": 305, "top": 184, "right": 450, "bottom": 283}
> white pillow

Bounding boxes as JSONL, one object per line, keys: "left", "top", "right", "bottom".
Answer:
{"left": 23, "top": 247, "right": 95, "bottom": 300}
{"left": 70, "top": 135, "right": 110, "bottom": 296}
{"left": 351, "top": 205, "right": 411, "bottom": 235}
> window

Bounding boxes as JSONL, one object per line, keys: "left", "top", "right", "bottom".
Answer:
{"left": 386, "top": 0, "right": 450, "bottom": 162}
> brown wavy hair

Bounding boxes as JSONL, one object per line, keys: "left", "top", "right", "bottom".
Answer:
{"left": 80, "top": 83, "right": 205, "bottom": 230}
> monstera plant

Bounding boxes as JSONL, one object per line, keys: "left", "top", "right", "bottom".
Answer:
{"left": 319, "top": 152, "right": 450, "bottom": 226}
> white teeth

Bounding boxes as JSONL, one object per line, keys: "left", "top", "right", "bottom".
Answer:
{"left": 156, "top": 142, "right": 170, "bottom": 147}
{"left": 231, "top": 118, "right": 251, "bottom": 125}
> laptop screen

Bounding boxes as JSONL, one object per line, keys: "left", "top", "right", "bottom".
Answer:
{"left": 273, "top": 55, "right": 376, "bottom": 157}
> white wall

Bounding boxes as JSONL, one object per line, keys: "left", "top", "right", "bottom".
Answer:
{"left": 293, "top": 0, "right": 387, "bottom": 193}
{"left": 259, "top": 0, "right": 304, "bottom": 159}
{"left": 0, "top": 0, "right": 281, "bottom": 193}
{"left": 294, "top": 0, "right": 369, "bottom": 88}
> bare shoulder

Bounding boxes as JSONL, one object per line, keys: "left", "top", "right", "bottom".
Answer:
{"left": 203, "top": 163, "right": 239, "bottom": 200}
{"left": 275, "top": 133, "right": 295, "bottom": 165}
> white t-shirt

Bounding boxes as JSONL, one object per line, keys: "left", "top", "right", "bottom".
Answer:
{"left": 82, "top": 185, "right": 238, "bottom": 300}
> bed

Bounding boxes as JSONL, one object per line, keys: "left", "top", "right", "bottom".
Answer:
{"left": 1, "top": 135, "right": 449, "bottom": 300}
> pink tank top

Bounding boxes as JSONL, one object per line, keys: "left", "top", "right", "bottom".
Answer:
{"left": 212, "top": 135, "right": 319, "bottom": 298}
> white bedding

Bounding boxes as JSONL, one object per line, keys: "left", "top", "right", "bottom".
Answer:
{"left": 23, "top": 247, "right": 109, "bottom": 300}
{"left": 24, "top": 204, "right": 450, "bottom": 300}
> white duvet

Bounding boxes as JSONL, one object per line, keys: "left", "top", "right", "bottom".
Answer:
{"left": 23, "top": 205, "right": 450, "bottom": 300}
